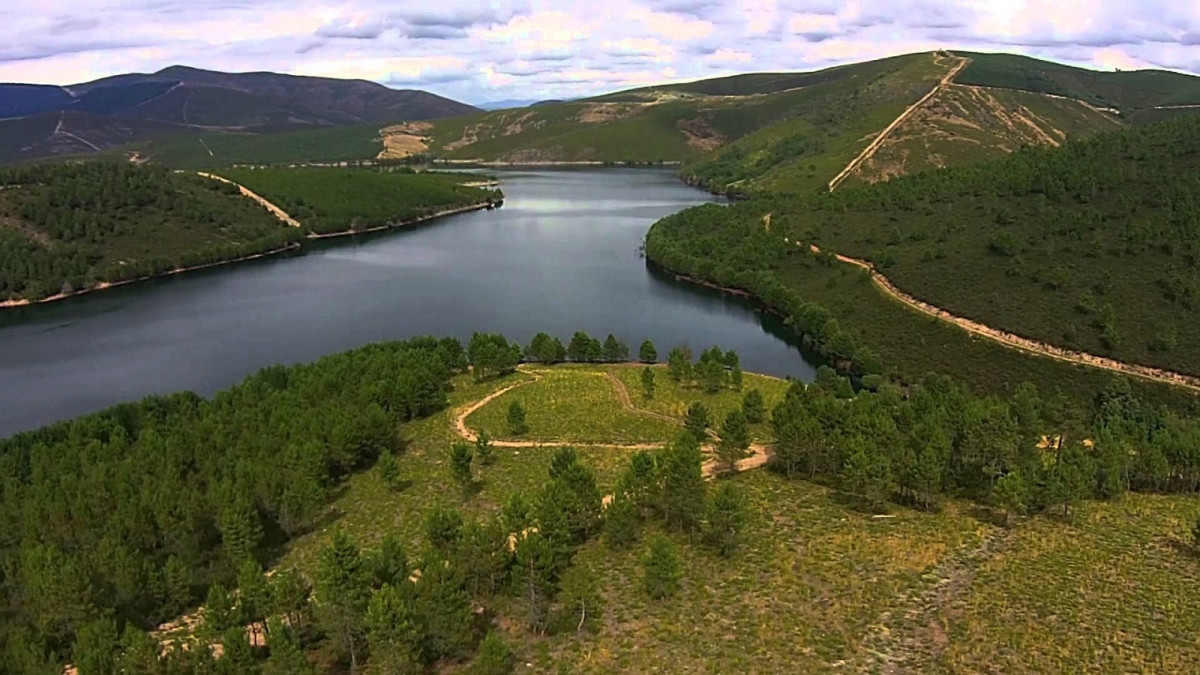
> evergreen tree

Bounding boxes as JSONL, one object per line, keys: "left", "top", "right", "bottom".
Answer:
{"left": 642, "top": 535, "right": 682, "bottom": 599}
{"left": 742, "top": 388, "right": 765, "bottom": 423}
{"left": 658, "top": 434, "right": 707, "bottom": 533}
{"left": 704, "top": 482, "right": 748, "bottom": 557}
{"left": 73, "top": 616, "right": 119, "bottom": 675}
{"left": 425, "top": 507, "right": 465, "bottom": 553}
{"left": 684, "top": 402, "right": 710, "bottom": 440}
{"left": 993, "top": 471, "right": 1029, "bottom": 527}
{"left": 263, "top": 618, "right": 314, "bottom": 675}
{"left": 567, "top": 331, "right": 594, "bottom": 362}
{"left": 314, "top": 531, "right": 370, "bottom": 672}
{"left": 377, "top": 451, "right": 402, "bottom": 491}
{"left": 116, "top": 625, "right": 161, "bottom": 674}
{"left": 556, "top": 562, "right": 602, "bottom": 633}
{"left": 450, "top": 442, "right": 475, "bottom": 494}
{"left": 364, "top": 583, "right": 424, "bottom": 674}
{"left": 638, "top": 340, "right": 658, "bottom": 363}
{"left": 667, "top": 346, "right": 693, "bottom": 382}
{"left": 269, "top": 569, "right": 312, "bottom": 632}
{"left": 471, "top": 633, "right": 514, "bottom": 675}
{"left": 602, "top": 334, "right": 630, "bottom": 362}
{"left": 220, "top": 626, "right": 258, "bottom": 674}
{"left": 640, "top": 366, "right": 656, "bottom": 400}
{"left": 458, "top": 519, "right": 513, "bottom": 599}
{"left": 843, "top": 442, "right": 895, "bottom": 512}
{"left": 203, "top": 583, "right": 238, "bottom": 637}
{"left": 236, "top": 558, "right": 271, "bottom": 645}
{"left": 507, "top": 400, "right": 529, "bottom": 436}
{"left": 219, "top": 495, "right": 263, "bottom": 567}
{"left": 603, "top": 493, "right": 641, "bottom": 550}
{"left": 367, "top": 534, "right": 410, "bottom": 588}
{"left": 475, "top": 431, "right": 495, "bottom": 466}
{"left": 696, "top": 356, "right": 725, "bottom": 393}
{"left": 514, "top": 532, "right": 557, "bottom": 633}
{"left": 716, "top": 410, "right": 751, "bottom": 474}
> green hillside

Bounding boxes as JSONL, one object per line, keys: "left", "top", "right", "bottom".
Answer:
{"left": 956, "top": 52, "right": 1200, "bottom": 113}
{"left": 793, "top": 116, "right": 1200, "bottom": 377}
{"left": 217, "top": 167, "right": 500, "bottom": 235}
{"left": 140, "top": 124, "right": 383, "bottom": 168}
{"left": 0, "top": 162, "right": 298, "bottom": 303}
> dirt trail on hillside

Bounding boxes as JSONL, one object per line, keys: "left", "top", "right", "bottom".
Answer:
{"left": 852, "top": 525, "right": 1014, "bottom": 673}
{"left": 453, "top": 365, "right": 771, "bottom": 475}
{"left": 196, "top": 172, "right": 302, "bottom": 227}
{"left": 828, "top": 54, "right": 970, "bottom": 192}
{"left": 803, "top": 242, "right": 1200, "bottom": 393}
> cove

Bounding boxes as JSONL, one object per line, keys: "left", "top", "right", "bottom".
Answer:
{"left": 0, "top": 168, "right": 818, "bottom": 438}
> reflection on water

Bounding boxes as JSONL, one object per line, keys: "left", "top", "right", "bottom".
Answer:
{"left": 0, "top": 168, "right": 817, "bottom": 438}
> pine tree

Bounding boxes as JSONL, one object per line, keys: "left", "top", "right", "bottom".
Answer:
{"left": 425, "top": 507, "right": 465, "bottom": 553}
{"left": 704, "top": 482, "right": 748, "bottom": 557}
{"left": 475, "top": 431, "right": 495, "bottom": 466}
{"left": 365, "top": 583, "right": 424, "bottom": 674}
{"left": 314, "top": 531, "right": 370, "bottom": 673}
{"left": 73, "top": 616, "right": 119, "bottom": 675}
{"left": 638, "top": 340, "right": 658, "bottom": 363}
{"left": 507, "top": 400, "right": 528, "bottom": 436}
{"left": 642, "top": 535, "right": 682, "bottom": 599}
{"left": 684, "top": 402, "right": 709, "bottom": 440}
{"left": 742, "top": 388, "right": 765, "bottom": 423}
{"left": 716, "top": 410, "right": 751, "bottom": 474}
{"left": 658, "top": 434, "right": 706, "bottom": 533}
{"left": 667, "top": 346, "right": 693, "bottom": 382}
{"left": 603, "top": 493, "right": 640, "bottom": 550}
{"left": 514, "top": 532, "right": 557, "bottom": 633}
{"left": 843, "top": 442, "right": 895, "bottom": 512}
{"left": 263, "top": 618, "right": 315, "bottom": 675}
{"left": 450, "top": 442, "right": 475, "bottom": 494}
{"left": 640, "top": 366, "right": 656, "bottom": 400}
{"left": 472, "top": 632, "right": 515, "bottom": 675}
{"left": 556, "top": 562, "right": 602, "bottom": 633}
{"left": 236, "top": 558, "right": 270, "bottom": 645}
{"left": 377, "top": 451, "right": 402, "bottom": 491}
{"left": 602, "top": 334, "right": 629, "bottom": 362}
{"left": 993, "top": 471, "right": 1028, "bottom": 527}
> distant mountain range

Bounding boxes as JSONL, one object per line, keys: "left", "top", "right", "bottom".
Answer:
{"left": 0, "top": 66, "right": 478, "bottom": 163}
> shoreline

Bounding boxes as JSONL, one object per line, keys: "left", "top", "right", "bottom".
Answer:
{"left": 306, "top": 201, "right": 496, "bottom": 240}
{"left": 435, "top": 159, "right": 683, "bottom": 168}
{"left": 0, "top": 242, "right": 301, "bottom": 310}
{"left": 1, "top": 200, "right": 498, "bottom": 310}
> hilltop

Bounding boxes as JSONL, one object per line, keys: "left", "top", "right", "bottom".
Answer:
{"left": 402, "top": 50, "right": 1200, "bottom": 196}
{"left": 0, "top": 66, "right": 478, "bottom": 164}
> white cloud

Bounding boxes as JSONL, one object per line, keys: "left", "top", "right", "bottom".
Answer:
{"left": 0, "top": 0, "right": 1195, "bottom": 104}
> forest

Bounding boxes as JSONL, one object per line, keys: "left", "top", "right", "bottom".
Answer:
{"left": 0, "top": 163, "right": 299, "bottom": 303}
{"left": 2, "top": 329, "right": 1197, "bottom": 672}
{"left": 646, "top": 117, "right": 1200, "bottom": 410}
{"left": 217, "top": 168, "right": 502, "bottom": 236}
{"left": 0, "top": 336, "right": 464, "bottom": 672}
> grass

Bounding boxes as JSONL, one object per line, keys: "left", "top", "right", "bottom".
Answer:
{"left": 934, "top": 493, "right": 1200, "bottom": 673}
{"left": 464, "top": 366, "right": 681, "bottom": 444}
{"left": 612, "top": 365, "right": 790, "bottom": 442}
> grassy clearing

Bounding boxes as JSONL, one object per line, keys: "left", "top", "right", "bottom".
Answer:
{"left": 141, "top": 124, "right": 383, "bottom": 168}
{"left": 612, "top": 364, "right": 790, "bottom": 442}
{"left": 464, "top": 365, "right": 681, "bottom": 443}
{"left": 936, "top": 493, "right": 1200, "bottom": 673}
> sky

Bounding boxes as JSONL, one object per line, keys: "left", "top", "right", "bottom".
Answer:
{"left": 2, "top": 0, "right": 1198, "bottom": 105}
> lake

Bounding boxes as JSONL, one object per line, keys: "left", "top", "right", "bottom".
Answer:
{"left": 0, "top": 168, "right": 818, "bottom": 438}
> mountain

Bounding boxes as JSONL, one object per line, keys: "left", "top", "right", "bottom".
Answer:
{"left": 0, "top": 66, "right": 479, "bottom": 163}
{"left": 475, "top": 99, "right": 542, "bottom": 110}
{"left": 412, "top": 51, "right": 1200, "bottom": 196}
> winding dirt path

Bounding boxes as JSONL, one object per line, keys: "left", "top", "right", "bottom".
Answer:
{"left": 196, "top": 172, "right": 302, "bottom": 227}
{"left": 828, "top": 54, "right": 970, "bottom": 192}
{"left": 804, "top": 242, "right": 1200, "bottom": 393}
{"left": 452, "top": 365, "right": 771, "bottom": 475}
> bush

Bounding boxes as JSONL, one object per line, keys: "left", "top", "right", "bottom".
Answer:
{"left": 642, "top": 535, "right": 682, "bottom": 599}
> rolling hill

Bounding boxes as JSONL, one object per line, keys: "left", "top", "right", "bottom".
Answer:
{"left": 0, "top": 66, "right": 478, "bottom": 164}
{"left": 410, "top": 50, "right": 1198, "bottom": 196}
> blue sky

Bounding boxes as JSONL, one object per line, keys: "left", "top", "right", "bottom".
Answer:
{"left": 3, "top": 0, "right": 1198, "bottom": 104}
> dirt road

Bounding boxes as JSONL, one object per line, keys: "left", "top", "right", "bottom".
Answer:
{"left": 804, "top": 243, "right": 1200, "bottom": 393}
{"left": 828, "top": 54, "right": 970, "bottom": 192}
{"left": 196, "top": 172, "right": 302, "bottom": 227}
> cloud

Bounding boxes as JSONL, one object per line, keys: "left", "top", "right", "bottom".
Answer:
{"left": 315, "top": 18, "right": 387, "bottom": 39}
{"left": 0, "top": 0, "right": 1195, "bottom": 104}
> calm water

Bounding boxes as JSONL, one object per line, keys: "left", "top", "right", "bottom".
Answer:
{"left": 0, "top": 168, "right": 817, "bottom": 438}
